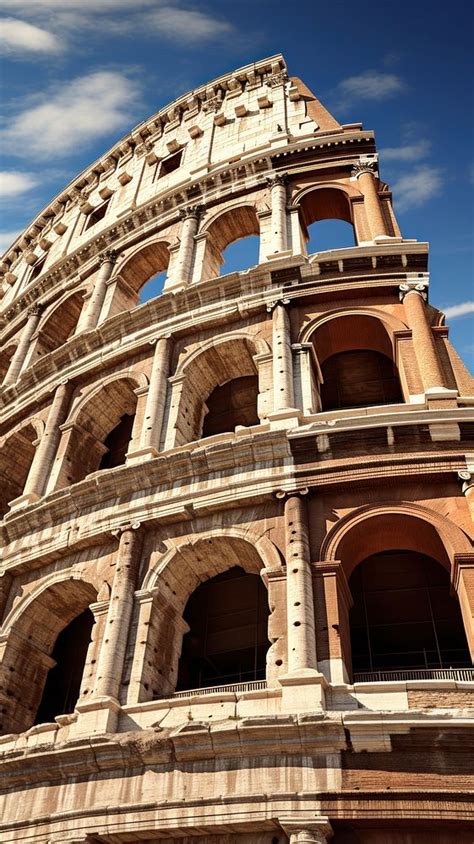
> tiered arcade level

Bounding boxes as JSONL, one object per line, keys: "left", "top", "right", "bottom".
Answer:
{"left": 0, "top": 56, "right": 473, "bottom": 844}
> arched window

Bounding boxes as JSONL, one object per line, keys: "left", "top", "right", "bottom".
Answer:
{"left": 201, "top": 206, "right": 260, "bottom": 281}
{"left": 29, "top": 291, "right": 84, "bottom": 361}
{"left": 320, "top": 349, "right": 402, "bottom": 411}
{"left": 108, "top": 242, "right": 170, "bottom": 318}
{"left": 0, "top": 423, "right": 37, "bottom": 516}
{"left": 62, "top": 379, "right": 138, "bottom": 486}
{"left": 349, "top": 550, "right": 471, "bottom": 675}
{"left": 311, "top": 314, "right": 404, "bottom": 412}
{"left": 299, "top": 187, "right": 355, "bottom": 255}
{"left": 34, "top": 608, "right": 94, "bottom": 724}
{"left": 202, "top": 375, "right": 259, "bottom": 437}
{"left": 177, "top": 566, "right": 269, "bottom": 691}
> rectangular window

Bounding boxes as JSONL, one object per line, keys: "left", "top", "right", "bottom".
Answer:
{"left": 157, "top": 150, "right": 182, "bottom": 179}
{"left": 84, "top": 200, "right": 109, "bottom": 231}
{"left": 30, "top": 255, "right": 46, "bottom": 282}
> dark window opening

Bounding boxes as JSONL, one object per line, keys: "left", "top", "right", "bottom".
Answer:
{"left": 321, "top": 349, "right": 402, "bottom": 411}
{"left": 99, "top": 413, "right": 135, "bottom": 470}
{"left": 158, "top": 150, "right": 182, "bottom": 178}
{"left": 349, "top": 551, "right": 471, "bottom": 673}
{"left": 177, "top": 566, "right": 269, "bottom": 691}
{"left": 202, "top": 375, "right": 259, "bottom": 437}
{"left": 35, "top": 608, "right": 94, "bottom": 725}
{"left": 84, "top": 200, "right": 109, "bottom": 231}
{"left": 30, "top": 256, "right": 46, "bottom": 282}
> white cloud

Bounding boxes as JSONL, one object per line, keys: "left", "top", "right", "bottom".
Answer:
{"left": 335, "top": 70, "right": 405, "bottom": 107}
{"left": 0, "top": 170, "right": 38, "bottom": 196}
{"left": 381, "top": 140, "right": 431, "bottom": 162}
{"left": 0, "top": 16, "right": 60, "bottom": 52}
{"left": 148, "top": 7, "right": 233, "bottom": 41}
{"left": 2, "top": 71, "right": 140, "bottom": 158}
{"left": 442, "top": 301, "right": 474, "bottom": 319}
{"left": 391, "top": 165, "right": 443, "bottom": 212}
{"left": 0, "top": 0, "right": 154, "bottom": 8}
{"left": 0, "top": 229, "right": 21, "bottom": 252}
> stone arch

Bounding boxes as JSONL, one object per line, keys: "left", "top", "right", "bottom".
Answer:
{"left": 0, "top": 416, "right": 44, "bottom": 516}
{"left": 166, "top": 333, "right": 268, "bottom": 447}
{"left": 321, "top": 502, "right": 472, "bottom": 578}
{"left": 0, "top": 571, "right": 98, "bottom": 735}
{"left": 28, "top": 288, "right": 86, "bottom": 362}
{"left": 57, "top": 371, "right": 148, "bottom": 486}
{"left": 115, "top": 238, "right": 171, "bottom": 299}
{"left": 129, "top": 531, "right": 282, "bottom": 702}
{"left": 301, "top": 309, "right": 407, "bottom": 411}
{"left": 291, "top": 182, "right": 367, "bottom": 247}
{"left": 199, "top": 203, "right": 260, "bottom": 281}
{"left": 317, "top": 504, "right": 473, "bottom": 681}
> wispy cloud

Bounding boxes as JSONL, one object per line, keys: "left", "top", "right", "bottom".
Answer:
{"left": 0, "top": 170, "right": 39, "bottom": 196}
{"left": 391, "top": 165, "right": 443, "bottom": 212}
{"left": 0, "top": 229, "right": 21, "bottom": 253}
{"left": 0, "top": 16, "right": 61, "bottom": 53}
{"left": 334, "top": 70, "right": 405, "bottom": 109}
{"left": 1, "top": 71, "right": 140, "bottom": 158}
{"left": 148, "top": 7, "right": 233, "bottom": 42}
{"left": 381, "top": 139, "right": 431, "bottom": 162}
{"left": 442, "top": 301, "right": 474, "bottom": 319}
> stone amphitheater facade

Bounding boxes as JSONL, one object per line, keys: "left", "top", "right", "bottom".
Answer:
{"left": 0, "top": 55, "right": 473, "bottom": 844}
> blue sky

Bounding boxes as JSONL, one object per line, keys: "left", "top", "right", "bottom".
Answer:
{"left": 0, "top": 0, "right": 472, "bottom": 368}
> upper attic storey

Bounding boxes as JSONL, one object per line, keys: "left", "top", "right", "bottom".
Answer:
{"left": 0, "top": 54, "right": 403, "bottom": 313}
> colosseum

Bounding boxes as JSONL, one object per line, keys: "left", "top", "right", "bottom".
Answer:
{"left": 0, "top": 54, "right": 473, "bottom": 843}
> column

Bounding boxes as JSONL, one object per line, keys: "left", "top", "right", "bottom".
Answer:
{"left": 284, "top": 493, "right": 318, "bottom": 674}
{"left": 280, "top": 819, "right": 333, "bottom": 844}
{"left": 3, "top": 305, "right": 42, "bottom": 386}
{"left": 452, "top": 553, "right": 474, "bottom": 662}
{"left": 271, "top": 300, "right": 296, "bottom": 414}
{"left": 267, "top": 173, "right": 288, "bottom": 253}
{"left": 80, "top": 250, "right": 117, "bottom": 332}
{"left": 16, "top": 380, "right": 73, "bottom": 506}
{"left": 138, "top": 335, "right": 172, "bottom": 457}
{"left": 93, "top": 524, "right": 143, "bottom": 701}
{"left": 352, "top": 160, "right": 387, "bottom": 240}
{"left": 399, "top": 282, "right": 447, "bottom": 391}
{"left": 170, "top": 206, "right": 201, "bottom": 288}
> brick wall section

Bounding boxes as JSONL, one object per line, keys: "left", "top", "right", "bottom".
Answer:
{"left": 407, "top": 689, "right": 474, "bottom": 708}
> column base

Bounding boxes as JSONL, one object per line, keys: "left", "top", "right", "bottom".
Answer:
{"left": 267, "top": 408, "right": 301, "bottom": 430}
{"left": 7, "top": 491, "right": 40, "bottom": 512}
{"left": 163, "top": 277, "right": 188, "bottom": 293}
{"left": 126, "top": 446, "right": 159, "bottom": 465}
{"left": 266, "top": 249, "right": 294, "bottom": 261}
{"left": 279, "top": 670, "right": 327, "bottom": 712}
{"left": 318, "top": 657, "right": 350, "bottom": 685}
{"left": 69, "top": 696, "right": 121, "bottom": 738}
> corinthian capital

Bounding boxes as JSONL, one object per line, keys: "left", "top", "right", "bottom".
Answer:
{"left": 99, "top": 249, "right": 118, "bottom": 266}
{"left": 179, "top": 204, "right": 204, "bottom": 221}
{"left": 266, "top": 172, "right": 288, "bottom": 188}
{"left": 351, "top": 158, "right": 378, "bottom": 179}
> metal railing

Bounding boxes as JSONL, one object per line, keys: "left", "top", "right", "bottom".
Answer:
{"left": 168, "top": 680, "right": 268, "bottom": 699}
{"left": 353, "top": 668, "right": 474, "bottom": 683}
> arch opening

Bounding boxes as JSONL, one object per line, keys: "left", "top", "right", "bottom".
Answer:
{"left": 176, "top": 566, "right": 270, "bottom": 691}
{"left": 202, "top": 375, "right": 259, "bottom": 438}
{"left": 31, "top": 291, "right": 84, "bottom": 360}
{"left": 63, "top": 378, "right": 138, "bottom": 485}
{"left": 299, "top": 187, "right": 355, "bottom": 254}
{"left": 114, "top": 241, "right": 170, "bottom": 314}
{"left": 349, "top": 550, "right": 471, "bottom": 673}
{"left": 220, "top": 235, "right": 260, "bottom": 276}
{"left": 34, "top": 608, "right": 94, "bottom": 725}
{"left": 311, "top": 314, "right": 403, "bottom": 412}
{"left": 0, "top": 423, "right": 37, "bottom": 516}
{"left": 202, "top": 206, "right": 260, "bottom": 281}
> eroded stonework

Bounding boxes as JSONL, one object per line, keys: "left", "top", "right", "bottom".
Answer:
{"left": 0, "top": 54, "right": 473, "bottom": 843}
